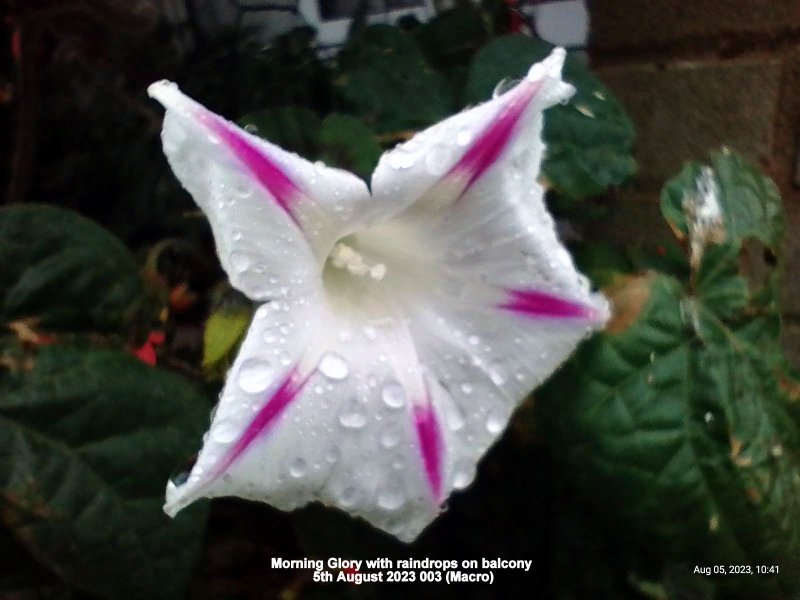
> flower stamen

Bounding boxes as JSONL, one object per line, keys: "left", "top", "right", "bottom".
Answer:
{"left": 329, "top": 242, "right": 387, "bottom": 281}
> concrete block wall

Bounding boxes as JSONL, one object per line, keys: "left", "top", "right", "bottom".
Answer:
{"left": 586, "top": 1, "right": 800, "bottom": 365}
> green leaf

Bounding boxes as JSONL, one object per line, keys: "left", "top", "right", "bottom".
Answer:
{"left": 334, "top": 25, "right": 453, "bottom": 133}
{"left": 0, "top": 346, "right": 209, "bottom": 599}
{"left": 465, "top": 35, "right": 636, "bottom": 200}
{"left": 0, "top": 205, "right": 145, "bottom": 334}
{"left": 661, "top": 151, "right": 784, "bottom": 251}
{"left": 537, "top": 158, "right": 799, "bottom": 597}
{"left": 237, "top": 26, "right": 332, "bottom": 115}
{"left": 202, "top": 306, "right": 251, "bottom": 373}
{"left": 238, "top": 107, "right": 322, "bottom": 158}
{"left": 318, "top": 114, "right": 382, "bottom": 181}
{"left": 415, "top": 7, "right": 489, "bottom": 102}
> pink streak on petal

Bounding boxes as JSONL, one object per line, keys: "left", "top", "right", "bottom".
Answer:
{"left": 499, "top": 288, "right": 598, "bottom": 321}
{"left": 196, "top": 111, "right": 302, "bottom": 226}
{"left": 447, "top": 79, "right": 543, "bottom": 191}
{"left": 212, "top": 367, "right": 308, "bottom": 479}
{"left": 414, "top": 403, "right": 443, "bottom": 502}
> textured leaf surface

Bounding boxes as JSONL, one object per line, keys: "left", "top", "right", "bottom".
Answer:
{"left": 334, "top": 25, "right": 453, "bottom": 133}
{"left": 465, "top": 35, "right": 636, "bottom": 200}
{"left": 0, "top": 205, "right": 145, "bottom": 334}
{"left": 0, "top": 346, "right": 209, "bottom": 599}
{"left": 318, "top": 114, "right": 382, "bottom": 181}
{"left": 537, "top": 155, "right": 800, "bottom": 596}
{"left": 661, "top": 151, "right": 784, "bottom": 250}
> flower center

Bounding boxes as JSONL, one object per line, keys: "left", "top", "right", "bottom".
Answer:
{"left": 321, "top": 225, "right": 436, "bottom": 321}
{"left": 328, "top": 242, "right": 387, "bottom": 281}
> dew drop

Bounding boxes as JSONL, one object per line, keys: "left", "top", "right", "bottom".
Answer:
{"left": 325, "top": 444, "right": 341, "bottom": 463}
{"left": 492, "top": 77, "right": 521, "bottom": 98}
{"left": 211, "top": 419, "right": 239, "bottom": 443}
{"left": 388, "top": 149, "right": 416, "bottom": 169}
{"left": 362, "top": 325, "right": 378, "bottom": 341}
{"left": 238, "top": 358, "right": 274, "bottom": 393}
{"left": 452, "top": 460, "right": 476, "bottom": 490}
{"left": 425, "top": 146, "right": 449, "bottom": 174}
{"left": 445, "top": 403, "right": 466, "bottom": 431}
{"left": 460, "top": 382, "right": 474, "bottom": 395}
{"left": 339, "top": 398, "right": 367, "bottom": 429}
{"left": 488, "top": 363, "right": 508, "bottom": 386}
{"left": 377, "top": 484, "right": 405, "bottom": 511}
{"left": 289, "top": 457, "right": 307, "bottom": 478}
{"left": 338, "top": 486, "right": 358, "bottom": 507}
{"left": 467, "top": 335, "right": 481, "bottom": 346}
{"left": 229, "top": 251, "right": 253, "bottom": 273}
{"left": 381, "top": 381, "right": 406, "bottom": 409}
{"left": 456, "top": 128, "right": 472, "bottom": 146}
{"left": 486, "top": 405, "right": 509, "bottom": 434}
{"left": 379, "top": 424, "right": 401, "bottom": 448}
{"left": 319, "top": 352, "right": 349, "bottom": 380}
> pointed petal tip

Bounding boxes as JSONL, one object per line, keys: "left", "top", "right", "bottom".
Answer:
{"left": 525, "top": 47, "right": 574, "bottom": 106}
{"left": 590, "top": 293, "right": 612, "bottom": 329}
{"left": 147, "top": 80, "right": 183, "bottom": 108}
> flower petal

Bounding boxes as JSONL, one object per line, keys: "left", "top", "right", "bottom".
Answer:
{"left": 371, "top": 48, "right": 574, "bottom": 212}
{"left": 167, "top": 297, "right": 450, "bottom": 540}
{"left": 148, "top": 82, "right": 370, "bottom": 300}
{"left": 364, "top": 48, "right": 609, "bottom": 505}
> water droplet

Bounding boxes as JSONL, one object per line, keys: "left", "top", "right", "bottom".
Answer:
{"left": 460, "top": 382, "right": 473, "bottom": 395}
{"left": 238, "top": 358, "right": 274, "bottom": 393}
{"left": 456, "top": 128, "right": 472, "bottom": 146}
{"left": 381, "top": 381, "right": 406, "bottom": 409}
{"left": 338, "top": 485, "right": 358, "bottom": 507}
{"left": 377, "top": 484, "right": 405, "bottom": 510}
{"left": 319, "top": 352, "right": 349, "bottom": 380}
{"left": 289, "top": 457, "right": 307, "bottom": 478}
{"left": 425, "top": 146, "right": 449, "bottom": 174}
{"left": 452, "top": 460, "right": 476, "bottom": 490}
{"left": 325, "top": 444, "right": 340, "bottom": 463}
{"left": 230, "top": 251, "right": 252, "bottom": 273}
{"left": 493, "top": 77, "right": 521, "bottom": 98}
{"left": 212, "top": 419, "right": 239, "bottom": 443}
{"left": 488, "top": 363, "right": 508, "bottom": 386}
{"left": 362, "top": 325, "right": 378, "bottom": 341}
{"left": 339, "top": 398, "right": 367, "bottom": 429}
{"left": 379, "top": 424, "right": 401, "bottom": 448}
{"left": 388, "top": 148, "right": 416, "bottom": 169}
{"left": 468, "top": 335, "right": 480, "bottom": 346}
{"left": 445, "top": 402, "right": 466, "bottom": 431}
{"left": 486, "top": 405, "right": 509, "bottom": 434}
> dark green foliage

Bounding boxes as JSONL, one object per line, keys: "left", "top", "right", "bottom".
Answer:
{"left": 0, "top": 205, "right": 145, "bottom": 334}
{"left": 537, "top": 153, "right": 799, "bottom": 598}
{"left": 0, "top": 346, "right": 209, "bottom": 599}
{"left": 334, "top": 25, "right": 454, "bottom": 133}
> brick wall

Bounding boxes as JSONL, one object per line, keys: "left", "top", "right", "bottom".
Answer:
{"left": 586, "top": 1, "right": 800, "bottom": 365}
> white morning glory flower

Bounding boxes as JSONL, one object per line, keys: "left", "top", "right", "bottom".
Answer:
{"left": 149, "top": 48, "right": 608, "bottom": 542}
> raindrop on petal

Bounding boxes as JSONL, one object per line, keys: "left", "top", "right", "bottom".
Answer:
{"left": 211, "top": 419, "right": 239, "bottom": 443}
{"left": 488, "top": 363, "right": 508, "bottom": 386}
{"left": 339, "top": 398, "right": 367, "bottom": 429}
{"left": 319, "top": 352, "right": 349, "bottom": 380}
{"left": 452, "top": 460, "right": 476, "bottom": 490}
{"left": 486, "top": 405, "right": 509, "bottom": 434}
{"left": 381, "top": 381, "right": 406, "bottom": 409}
{"left": 238, "top": 358, "right": 274, "bottom": 393}
{"left": 230, "top": 251, "right": 253, "bottom": 273}
{"left": 289, "top": 457, "right": 307, "bottom": 478}
{"left": 377, "top": 484, "right": 405, "bottom": 511}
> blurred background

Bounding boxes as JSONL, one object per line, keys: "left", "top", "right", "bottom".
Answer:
{"left": 1, "top": 1, "right": 799, "bottom": 599}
